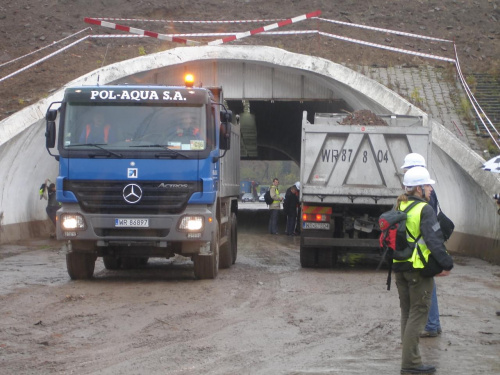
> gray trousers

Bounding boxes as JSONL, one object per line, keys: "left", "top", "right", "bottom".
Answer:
{"left": 395, "top": 271, "right": 433, "bottom": 369}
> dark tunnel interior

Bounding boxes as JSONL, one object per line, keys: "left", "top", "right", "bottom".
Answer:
{"left": 227, "top": 99, "right": 350, "bottom": 163}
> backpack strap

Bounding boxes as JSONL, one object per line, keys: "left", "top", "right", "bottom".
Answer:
{"left": 402, "top": 200, "right": 423, "bottom": 246}
{"left": 382, "top": 200, "right": 422, "bottom": 290}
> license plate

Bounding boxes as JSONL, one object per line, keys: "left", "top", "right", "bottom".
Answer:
{"left": 303, "top": 222, "right": 330, "bottom": 230}
{"left": 115, "top": 218, "right": 149, "bottom": 227}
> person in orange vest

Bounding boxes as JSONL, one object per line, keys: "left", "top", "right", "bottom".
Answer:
{"left": 79, "top": 113, "right": 114, "bottom": 144}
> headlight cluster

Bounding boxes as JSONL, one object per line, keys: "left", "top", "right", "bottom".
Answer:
{"left": 178, "top": 215, "right": 204, "bottom": 231}
{"left": 60, "top": 214, "right": 86, "bottom": 230}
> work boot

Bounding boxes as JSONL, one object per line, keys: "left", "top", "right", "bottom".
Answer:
{"left": 401, "top": 364, "right": 436, "bottom": 374}
{"left": 419, "top": 330, "right": 438, "bottom": 338}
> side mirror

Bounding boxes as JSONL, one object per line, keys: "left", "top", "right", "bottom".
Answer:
{"left": 46, "top": 121, "right": 56, "bottom": 149}
{"left": 46, "top": 109, "right": 58, "bottom": 122}
{"left": 220, "top": 110, "right": 232, "bottom": 124}
{"left": 220, "top": 122, "right": 231, "bottom": 150}
{"left": 45, "top": 109, "right": 58, "bottom": 149}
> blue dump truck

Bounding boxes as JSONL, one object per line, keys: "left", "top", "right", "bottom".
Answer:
{"left": 45, "top": 76, "right": 240, "bottom": 280}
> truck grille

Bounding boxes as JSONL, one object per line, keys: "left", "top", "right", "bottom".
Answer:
{"left": 64, "top": 180, "right": 202, "bottom": 214}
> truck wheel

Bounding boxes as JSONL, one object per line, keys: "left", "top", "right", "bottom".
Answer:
{"left": 317, "top": 249, "right": 337, "bottom": 268}
{"left": 121, "top": 257, "right": 141, "bottom": 269}
{"left": 103, "top": 256, "right": 122, "bottom": 270}
{"left": 300, "top": 235, "right": 317, "bottom": 267}
{"left": 300, "top": 246, "right": 317, "bottom": 268}
{"left": 219, "top": 218, "right": 233, "bottom": 269}
{"left": 66, "top": 252, "right": 96, "bottom": 280}
{"left": 230, "top": 213, "right": 238, "bottom": 264}
{"left": 193, "top": 225, "right": 219, "bottom": 279}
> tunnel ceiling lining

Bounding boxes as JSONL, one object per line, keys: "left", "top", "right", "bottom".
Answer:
{"left": 112, "top": 59, "right": 380, "bottom": 108}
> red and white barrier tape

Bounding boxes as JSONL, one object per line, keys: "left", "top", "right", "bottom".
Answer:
{"left": 91, "top": 35, "right": 145, "bottom": 38}
{"left": 84, "top": 17, "right": 200, "bottom": 45}
{"left": 91, "top": 17, "right": 287, "bottom": 24}
{"left": 0, "top": 28, "right": 91, "bottom": 69}
{"left": 317, "top": 18, "right": 453, "bottom": 43}
{"left": 89, "top": 16, "right": 453, "bottom": 45}
{"left": 208, "top": 10, "right": 321, "bottom": 46}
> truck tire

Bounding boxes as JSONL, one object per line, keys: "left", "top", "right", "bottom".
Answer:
{"left": 121, "top": 257, "right": 142, "bottom": 269}
{"left": 66, "top": 252, "right": 96, "bottom": 280}
{"left": 219, "top": 218, "right": 233, "bottom": 269}
{"left": 193, "top": 225, "right": 219, "bottom": 279}
{"left": 230, "top": 213, "right": 238, "bottom": 264}
{"left": 103, "top": 256, "right": 122, "bottom": 270}
{"left": 317, "top": 249, "right": 337, "bottom": 268}
{"left": 300, "top": 246, "right": 317, "bottom": 268}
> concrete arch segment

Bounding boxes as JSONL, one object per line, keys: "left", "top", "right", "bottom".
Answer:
{"left": 0, "top": 45, "right": 499, "bottom": 263}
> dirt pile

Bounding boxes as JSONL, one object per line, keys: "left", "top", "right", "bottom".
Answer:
{"left": 339, "top": 110, "right": 388, "bottom": 126}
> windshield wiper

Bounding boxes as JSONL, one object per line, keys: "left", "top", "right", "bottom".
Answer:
{"left": 67, "top": 143, "right": 123, "bottom": 158}
{"left": 130, "top": 144, "right": 188, "bottom": 159}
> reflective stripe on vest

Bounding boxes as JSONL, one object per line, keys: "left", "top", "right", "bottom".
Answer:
{"left": 393, "top": 200, "right": 430, "bottom": 268}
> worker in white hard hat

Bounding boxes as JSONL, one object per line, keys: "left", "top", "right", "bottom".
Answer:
{"left": 401, "top": 152, "right": 427, "bottom": 169}
{"left": 393, "top": 166, "right": 453, "bottom": 375}
{"left": 401, "top": 153, "right": 444, "bottom": 340}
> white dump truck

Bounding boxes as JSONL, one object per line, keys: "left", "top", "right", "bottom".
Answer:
{"left": 299, "top": 110, "right": 431, "bottom": 267}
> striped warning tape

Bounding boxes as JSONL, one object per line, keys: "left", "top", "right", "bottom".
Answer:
{"left": 317, "top": 18, "right": 453, "bottom": 43}
{"left": 91, "top": 17, "right": 287, "bottom": 24}
{"left": 89, "top": 16, "right": 453, "bottom": 44}
{"left": 84, "top": 17, "right": 200, "bottom": 45}
{"left": 208, "top": 10, "right": 321, "bottom": 46}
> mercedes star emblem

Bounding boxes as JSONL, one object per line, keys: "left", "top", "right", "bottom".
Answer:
{"left": 123, "top": 184, "right": 143, "bottom": 204}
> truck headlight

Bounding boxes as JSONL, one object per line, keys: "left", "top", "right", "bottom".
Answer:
{"left": 178, "top": 216, "right": 204, "bottom": 232}
{"left": 60, "top": 214, "right": 86, "bottom": 230}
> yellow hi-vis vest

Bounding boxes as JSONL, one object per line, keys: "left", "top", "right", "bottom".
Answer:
{"left": 272, "top": 187, "right": 280, "bottom": 203}
{"left": 393, "top": 200, "right": 430, "bottom": 269}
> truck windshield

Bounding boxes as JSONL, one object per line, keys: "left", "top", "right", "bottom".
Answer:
{"left": 62, "top": 104, "right": 207, "bottom": 151}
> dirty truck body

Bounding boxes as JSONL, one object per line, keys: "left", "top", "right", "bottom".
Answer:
{"left": 299, "top": 111, "right": 430, "bottom": 267}
{"left": 45, "top": 84, "right": 240, "bottom": 279}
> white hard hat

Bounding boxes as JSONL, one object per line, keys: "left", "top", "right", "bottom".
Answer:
{"left": 401, "top": 153, "right": 426, "bottom": 169}
{"left": 403, "top": 166, "right": 435, "bottom": 186}
{"left": 294, "top": 181, "right": 300, "bottom": 190}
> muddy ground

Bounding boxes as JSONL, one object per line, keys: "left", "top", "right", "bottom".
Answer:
{"left": 0, "top": 208, "right": 499, "bottom": 374}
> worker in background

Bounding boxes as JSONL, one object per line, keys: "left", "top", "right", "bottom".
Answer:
{"left": 268, "top": 178, "right": 283, "bottom": 234}
{"left": 44, "top": 179, "right": 59, "bottom": 238}
{"left": 284, "top": 181, "right": 300, "bottom": 236}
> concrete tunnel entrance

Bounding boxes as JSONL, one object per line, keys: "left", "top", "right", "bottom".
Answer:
{"left": 1, "top": 45, "right": 500, "bottom": 264}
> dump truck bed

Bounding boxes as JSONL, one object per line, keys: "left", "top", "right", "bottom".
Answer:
{"left": 300, "top": 111, "right": 431, "bottom": 206}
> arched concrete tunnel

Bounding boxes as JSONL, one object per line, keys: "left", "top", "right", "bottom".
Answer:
{"left": 1, "top": 45, "right": 499, "bottom": 263}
